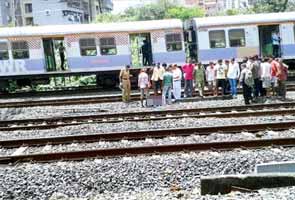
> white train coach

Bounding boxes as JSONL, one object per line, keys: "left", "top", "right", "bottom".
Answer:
{"left": 189, "top": 12, "right": 295, "bottom": 63}
{"left": 0, "top": 19, "right": 186, "bottom": 79}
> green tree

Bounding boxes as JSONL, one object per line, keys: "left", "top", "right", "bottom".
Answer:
{"left": 96, "top": 13, "right": 136, "bottom": 23}
{"left": 225, "top": 9, "right": 240, "bottom": 16}
{"left": 166, "top": 6, "right": 205, "bottom": 20}
{"left": 253, "top": 0, "right": 289, "bottom": 13}
{"left": 96, "top": 1, "right": 203, "bottom": 23}
{"left": 286, "top": 0, "right": 295, "bottom": 11}
{"left": 124, "top": 4, "right": 167, "bottom": 21}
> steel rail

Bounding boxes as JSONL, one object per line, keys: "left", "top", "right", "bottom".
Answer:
{"left": 1, "top": 102, "right": 295, "bottom": 131}
{"left": 1, "top": 121, "right": 295, "bottom": 148}
{"left": 1, "top": 108, "right": 295, "bottom": 131}
{"left": 0, "top": 137, "right": 295, "bottom": 164}
{"left": 1, "top": 85, "right": 295, "bottom": 108}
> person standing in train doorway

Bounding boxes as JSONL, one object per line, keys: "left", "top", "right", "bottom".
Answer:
{"left": 119, "top": 65, "right": 132, "bottom": 103}
{"left": 59, "top": 42, "right": 66, "bottom": 71}
{"left": 141, "top": 40, "right": 152, "bottom": 66}
{"left": 272, "top": 31, "right": 281, "bottom": 58}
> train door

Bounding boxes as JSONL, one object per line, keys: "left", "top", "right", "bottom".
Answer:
{"left": 184, "top": 29, "right": 197, "bottom": 61}
{"left": 129, "top": 33, "right": 152, "bottom": 67}
{"left": 43, "top": 38, "right": 67, "bottom": 71}
{"left": 43, "top": 39, "right": 56, "bottom": 71}
{"left": 258, "top": 25, "right": 280, "bottom": 57}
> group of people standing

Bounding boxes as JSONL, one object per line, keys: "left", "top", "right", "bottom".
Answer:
{"left": 239, "top": 56, "right": 288, "bottom": 104}
{"left": 119, "top": 55, "right": 288, "bottom": 107}
{"left": 137, "top": 63, "right": 182, "bottom": 107}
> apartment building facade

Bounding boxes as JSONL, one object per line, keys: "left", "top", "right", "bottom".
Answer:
{"left": 0, "top": 0, "right": 113, "bottom": 26}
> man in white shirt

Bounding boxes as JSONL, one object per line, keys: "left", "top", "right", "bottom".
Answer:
{"left": 227, "top": 58, "right": 240, "bottom": 98}
{"left": 260, "top": 58, "right": 272, "bottom": 97}
{"left": 172, "top": 64, "right": 182, "bottom": 100}
{"left": 214, "top": 59, "right": 227, "bottom": 96}
{"left": 138, "top": 68, "right": 150, "bottom": 107}
{"left": 206, "top": 62, "right": 216, "bottom": 96}
{"left": 151, "top": 63, "right": 165, "bottom": 95}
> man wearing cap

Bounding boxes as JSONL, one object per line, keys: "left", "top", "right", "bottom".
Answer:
{"left": 119, "top": 65, "right": 132, "bottom": 102}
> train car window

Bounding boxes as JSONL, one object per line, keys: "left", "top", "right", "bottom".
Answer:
{"left": 79, "top": 38, "right": 97, "bottom": 56}
{"left": 229, "top": 29, "right": 245, "bottom": 47}
{"left": 100, "top": 37, "right": 117, "bottom": 55}
{"left": 209, "top": 30, "right": 226, "bottom": 48}
{"left": 165, "top": 33, "right": 182, "bottom": 51}
{"left": 11, "top": 41, "right": 29, "bottom": 59}
{"left": 0, "top": 42, "right": 9, "bottom": 60}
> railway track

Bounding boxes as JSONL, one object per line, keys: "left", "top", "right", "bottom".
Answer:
{"left": 1, "top": 102, "right": 295, "bottom": 131}
{"left": 1, "top": 85, "right": 295, "bottom": 108}
{"left": 1, "top": 121, "right": 295, "bottom": 164}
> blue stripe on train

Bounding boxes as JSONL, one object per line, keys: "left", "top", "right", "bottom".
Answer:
{"left": 281, "top": 44, "right": 295, "bottom": 57}
{"left": 199, "top": 48, "right": 236, "bottom": 62}
{"left": 153, "top": 51, "right": 186, "bottom": 64}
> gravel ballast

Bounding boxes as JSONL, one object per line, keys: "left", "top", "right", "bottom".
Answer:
{"left": 0, "top": 129, "right": 293, "bottom": 156}
{"left": 0, "top": 115, "right": 294, "bottom": 140}
{"left": 1, "top": 147, "right": 295, "bottom": 200}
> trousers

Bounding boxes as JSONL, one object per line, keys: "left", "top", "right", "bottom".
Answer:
{"left": 173, "top": 80, "right": 181, "bottom": 100}
{"left": 122, "top": 80, "right": 131, "bottom": 102}
{"left": 242, "top": 83, "right": 252, "bottom": 105}
{"left": 162, "top": 86, "right": 172, "bottom": 105}
{"left": 184, "top": 79, "right": 193, "bottom": 97}
{"left": 277, "top": 80, "right": 286, "bottom": 99}
{"left": 228, "top": 79, "right": 237, "bottom": 96}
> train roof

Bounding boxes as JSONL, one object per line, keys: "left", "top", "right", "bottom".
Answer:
{"left": 0, "top": 19, "right": 182, "bottom": 38}
{"left": 194, "top": 12, "right": 295, "bottom": 28}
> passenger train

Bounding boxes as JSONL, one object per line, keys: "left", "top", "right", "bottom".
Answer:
{"left": 0, "top": 12, "right": 295, "bottom": 87}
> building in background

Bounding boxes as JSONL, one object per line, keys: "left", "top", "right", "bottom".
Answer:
{"left": 112, "top": 0, "right": 252, "bottom": 16}
{"left": 0, "top": 0, "right": 113, "bottom": 27}
{"left": 224, "top": 0, "right": 249, "bottom": 9}
{"left": 0, "top": 0, "right": 12, "bottom": 26}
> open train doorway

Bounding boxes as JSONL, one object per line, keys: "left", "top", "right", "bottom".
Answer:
{"left": 258, "top": 25, "right": 280, "bottom": 57}
{"left": 43, "top": 38, "right": 67, "bottom": 71}
{"left": 129, "top": 33, "right": 153, "bottom": 67}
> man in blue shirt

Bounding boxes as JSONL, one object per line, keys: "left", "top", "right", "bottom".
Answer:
{"left": 272, "top": 32, "right": 281, "bottom": 58}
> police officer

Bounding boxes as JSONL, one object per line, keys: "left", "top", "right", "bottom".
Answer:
{"left": 119, "top": 65, "right": 132, "bottom": 102}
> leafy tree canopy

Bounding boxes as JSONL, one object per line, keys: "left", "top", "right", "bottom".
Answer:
{"left": 95, "top": 0, "right": 295, "bottom": 23}
{"left": 166, "top": 6, "right": 205, "bottom": 20}
{"left": 252, "top": 0, "right": 289, "bottom": 13}
{"left": 95, "top": 0, "right": 205, "bottom": 23}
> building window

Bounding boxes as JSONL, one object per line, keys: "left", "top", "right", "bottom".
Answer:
{"left": 79, "top": 38, "right": 97, "bottom": 56}
{"left": 229, "top": 29, "right": 245, "bottom": 47}
{"left": 25, "top": 17, "right": 33, "bottom": 25}
{"left": 11, "top": 41, "right": 29, "bottom": 59}
{"left": 0, "top": 42, "right": 9, "bottom": 60}
{"left": 100, "top": 37, "right": 117, "bottom": 55}
{"left": 165, "top": 33, "right": 182, "bottom": 51}
{"left": 209, "top": 30, "right": 226, "bottom": 48}
{"left": 25, "top": 3, "right": 32, "bottom": 13}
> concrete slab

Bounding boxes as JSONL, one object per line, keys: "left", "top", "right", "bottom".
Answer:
{"left": 256, "top": 161, "right": 295, "bottom": 174}
{"left": 201, "top": 173, "right": 295, "bottom": 195}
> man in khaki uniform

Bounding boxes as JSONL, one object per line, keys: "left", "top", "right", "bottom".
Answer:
{"left": 119, "top": 65, "right": 132, "bottom": 102}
